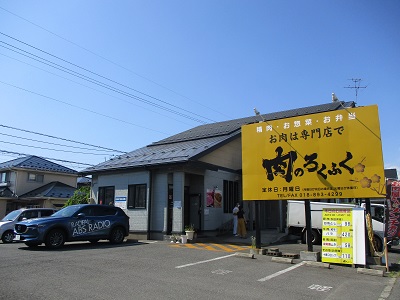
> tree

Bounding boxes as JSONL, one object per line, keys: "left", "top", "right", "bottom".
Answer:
{"left": 64, "top": 186, "right": 90, "bottom": 207}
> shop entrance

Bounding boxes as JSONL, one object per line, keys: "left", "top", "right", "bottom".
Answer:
{"left": 167, "top": 185, "right": 192, "bottom": 234}
{"left": 185, "top": 193, "right": 201, "bottom": 231}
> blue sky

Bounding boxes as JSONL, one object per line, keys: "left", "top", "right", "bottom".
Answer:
{"left": 0, "top": 1, "right": 399, "bottom": 173}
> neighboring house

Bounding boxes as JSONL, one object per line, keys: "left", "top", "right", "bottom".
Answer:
{"left": 77, "top": 176, "right": 92, "bottom": 188}
{"left": 80, "top": 101, "right": 358, "bottom": 240}
{"left": 0, "top": 156, "right": 78, "bottom": 217}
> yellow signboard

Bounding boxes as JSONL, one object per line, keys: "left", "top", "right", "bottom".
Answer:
{"left": 321, "top": 208, "right": 353, "bottom": 264}
{"left": 242, "top": 105, "right": 385, "bottom": 200}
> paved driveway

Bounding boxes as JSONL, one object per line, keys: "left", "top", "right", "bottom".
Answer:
{"left": 0, "top": 240, "right": 399, "bottom": 300}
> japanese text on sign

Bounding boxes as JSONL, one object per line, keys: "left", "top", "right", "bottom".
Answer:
{"left": 242, "top": 105, "right": 385, "bottom": 200}
{"left": 322, "top": 208, "right": 353, "bottom": 265}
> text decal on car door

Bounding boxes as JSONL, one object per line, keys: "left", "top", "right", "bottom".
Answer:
{"left": 70, "top": 220, "right": 111, "bottom": 236}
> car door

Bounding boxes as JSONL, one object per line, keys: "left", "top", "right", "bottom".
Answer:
{"left": 88, "top": 206, "right": 115, "bottom": 238}
{"left": 69, "top": 206, "right": 96, "bottom": 240}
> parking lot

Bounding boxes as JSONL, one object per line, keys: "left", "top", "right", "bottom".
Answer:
{"left": 1, "top": 239, "right": 399, "bottom": 300}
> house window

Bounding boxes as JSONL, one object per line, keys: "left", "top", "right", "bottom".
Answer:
{"left": 28, "top": 173, "right": 44, "bottom": 183}
{"left": 1, "top": 172, "right": 7, "bottom": 183}
{"left": 98, "top": 186, "right": 115, "bottom": 205}
{"left": 223, "top": 180, "right": 239, "bottom": 213}
{"left": 128, "top": 184, "right": 147, "bottom": 209}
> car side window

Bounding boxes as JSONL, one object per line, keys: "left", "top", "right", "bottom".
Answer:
{"left": 78, "top": 207, "right": 93, "bottom": 216}
{"left": 19, "top": 211, "right": 39, "bottom": 221}
{"left": 40, "top": 210, "right": 54, "bottom": 217}
{"left": 93, "top": 206, "right": 116, "bottom": 216}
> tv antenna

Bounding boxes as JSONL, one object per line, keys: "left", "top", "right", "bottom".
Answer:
{"left": 344, "top": 78, "right": 367, "bottom": 102}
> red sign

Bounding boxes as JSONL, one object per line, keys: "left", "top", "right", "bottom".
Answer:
{"left": 386, "top": 181, "right": 400, "bottom": 238}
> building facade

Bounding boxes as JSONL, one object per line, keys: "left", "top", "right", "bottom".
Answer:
{"left": 81, "top": 101, "right": 356, "bottom": 239}
{"left": 0, "top": 156, "right": 78, "bottom": 217}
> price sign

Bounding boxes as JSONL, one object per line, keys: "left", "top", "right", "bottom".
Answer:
{"left": 322, "top": 208, "right": 353, "bottom": 264}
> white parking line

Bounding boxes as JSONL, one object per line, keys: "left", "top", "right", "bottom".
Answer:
{"left": 258, "top": 261, "right": 306, "bottom": 282}
{"left": 175, "top": 253, "right": 236, "bottom": 269}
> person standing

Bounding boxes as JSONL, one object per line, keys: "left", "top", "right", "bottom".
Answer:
{"left": 232, "top": 203, "right": 239, "bottom": 236}
{"left": 237, "top": 205, "right": 247, "bottom": 238}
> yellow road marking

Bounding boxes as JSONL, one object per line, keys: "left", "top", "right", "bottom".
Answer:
{"left": 169, "top": 242, "right": 250, "bottom": 253}
{"left": 228, "top": 244, "right": 250, "bottom": 251}
{"left": 210, "top": 243, "right": 240, "bottom": 252}
{"left": 197, "top": 243, "right": 218, "bottom": 251}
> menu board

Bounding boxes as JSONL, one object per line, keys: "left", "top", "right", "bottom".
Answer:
{"left": 321, "top": 208, "right": 354, "bottom": 264}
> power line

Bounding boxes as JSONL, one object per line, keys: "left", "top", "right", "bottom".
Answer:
{"left": 0, "top": 31, "right": 217, "bottom": 124}
{"left": 0, "top": 40, "right": 209, "bottom": 124}
{"left": 0, "top": 80, "right": 172, "bottom": 135}
{"left": 0, "top": 149, "right": 95, "bottom": 167}
{"left": 0, "top": 133, "right": 115, "bottom": 155}
{"left": 0, "top": 6, "right": 232, "bottom": 119}
{"left": 0, "top": 132, "right": 115, "bottom": 153}
{"left": 0, "top": 124, "right": 125, "bottom": 153}
{"left": 0, "top": 140, "right": 111, "bottom": 156}
{"left": 0, "top": 52, "right": 196, "bottom": 127}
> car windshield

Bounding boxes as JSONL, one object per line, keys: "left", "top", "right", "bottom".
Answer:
{"left": 52, "top": 206, "right": 82, "bottom": 218}
{"left": 1, "top": 210, "right": 21, "bottom": 222}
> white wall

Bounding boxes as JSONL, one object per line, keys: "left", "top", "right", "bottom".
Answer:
{"left": 203, "top": 169, "right": 241, "bottom": 231}
{"left": 92, "top": 171, "right": 151, "bottom": 232}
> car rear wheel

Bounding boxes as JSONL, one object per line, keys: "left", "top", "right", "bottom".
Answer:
{"left": 109, "top": 227, "right": 125, "bottom": 244}
{"left": 45, "top": 229, "right": 65, "bottom": 249}
{"left": 1, "top": 230, "right": 14, "bottom": 243}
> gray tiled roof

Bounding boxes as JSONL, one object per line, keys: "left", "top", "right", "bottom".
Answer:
{"left": 85, "top": 133, "right": 237, "bottom": 172}
{"left": 0, "top": 156, "right": 77, "bottom": 175}
{"left": 152, "top": 101, "right": 354, "bottom": 145}
{"left": 19, "top": 181, "right": 76, "bottom": 199}
{"left": 77, "top": 177, "right": 92, "bottom": 184}
{"left": 81, "top": 101, "right": 355, "bottom": 174}
{"left": 0, "top": 187, "right": 13, "bottom": 197}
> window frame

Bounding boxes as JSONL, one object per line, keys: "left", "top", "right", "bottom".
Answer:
{"left": 223, "top": 180, "right": 239, "bottom": 214}
{"left": 128, "top": 184, "right": 147, "bottom": 209}
{"left": 1, "top": 172, "right": 8, "bottom": 183}
{"left": 98, "top": 186, "right": 115, "bottom": 206}
{"left": 27, "top": 173, "right": 44, "bottom": 183}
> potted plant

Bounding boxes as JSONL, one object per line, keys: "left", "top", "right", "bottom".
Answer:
{"left": 170, "top": 234, "right": 182, "bottom": 243}
{"left": 185, "top": 224, "right": 195, "bottom": 240}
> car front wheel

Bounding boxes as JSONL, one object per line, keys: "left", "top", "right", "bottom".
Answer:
{"left": 1, "top": 230, "right": 14, "bottom": 243}
{"left": 109, "top": 227, "right": 125, "bottom": 244}
{"left": 45, "top": 229, "right": 65, "bottom": 249}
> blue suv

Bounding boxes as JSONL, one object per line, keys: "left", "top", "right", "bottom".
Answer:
{"left": 14, "top": 204, "right": 130, "bottom": 249}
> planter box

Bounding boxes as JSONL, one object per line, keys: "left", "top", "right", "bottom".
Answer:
{"left": 186, "top": 231, "right": 195, "bottom": 240}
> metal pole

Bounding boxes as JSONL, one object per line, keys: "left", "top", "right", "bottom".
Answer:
{"left": 304, "top": 200, "right": 313, "bottom": 251}
{"left": 255, "top": 201, "right": 261, "bottom": 249}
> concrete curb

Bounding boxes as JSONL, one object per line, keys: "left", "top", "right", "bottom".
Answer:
{"left": 235, "top": 252, "right": 255, "bottom": 259}
{"left": 357, "top": 268, "right": 384, "bottom": 277}
{"left": 303, "top": 261, "right": 330, "bottom": 269}
{"left": 271, "top": 257, "right": 293, "bottom": 264}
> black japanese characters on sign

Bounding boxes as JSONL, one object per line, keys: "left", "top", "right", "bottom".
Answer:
{"left": 262, "top": 146, "right": 354, "bottom": 182}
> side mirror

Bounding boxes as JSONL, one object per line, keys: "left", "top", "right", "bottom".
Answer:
{"left": 77, "top": 213, "right": 86, "bottom": 218}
